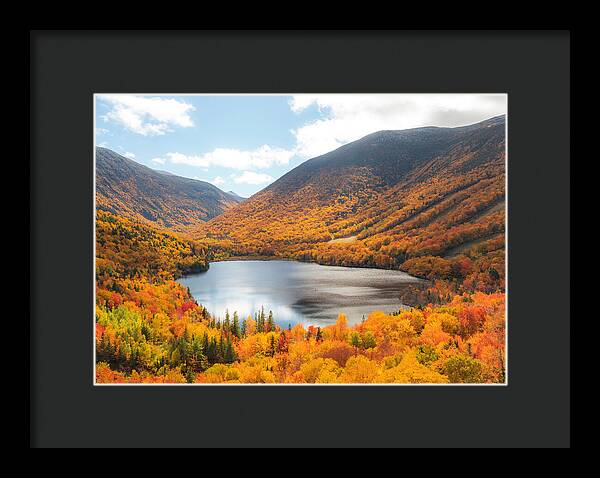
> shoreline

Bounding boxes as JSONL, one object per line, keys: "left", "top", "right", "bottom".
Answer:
{"left": 211, "top": 255, "right": 295, "bottom": 263}
{"left": 204, "top": 255, "right": 428, "bottom": 280}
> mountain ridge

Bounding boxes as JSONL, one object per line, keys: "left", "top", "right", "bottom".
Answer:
{"left": 96, "top": 147, "right": 240, "bottom": 231}
{"left": 198, "top": 115, "right": 505, "bottom": 293}
{"left": 267, "top": 114, "right": 505, "bottom": 194}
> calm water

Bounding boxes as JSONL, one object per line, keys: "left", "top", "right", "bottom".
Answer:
{"left": 178, "top": 260, "right": 422, "bottom": 328}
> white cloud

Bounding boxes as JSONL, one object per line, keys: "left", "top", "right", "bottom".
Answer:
{"left": 289, "top": 94, "right": 507, "bottom": 158}
{"left": 123, "top": 152, "right": 136, "bottom": 159}
{"left": 232, "top": 171, "right": 274, "bottom": 185}
{"left": 165, "top": 145, "right": 294, "bottom": 170}
{"left": 188, "top": 175, "right": 225, "bottom": 186}
{"left": 95, "top": 127, "right": 110, "bottom": 136}
{"left": 98, "top": 94, "right": 195, "bottom": 136}
{"left": 105, "top": 94, "right": 505, "bottom": 193}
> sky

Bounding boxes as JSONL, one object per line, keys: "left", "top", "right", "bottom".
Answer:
{"left": 95, "top": 94, "right": 507, "bottom": 197}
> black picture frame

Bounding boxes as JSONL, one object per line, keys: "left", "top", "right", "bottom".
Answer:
{"left": 30, "top": 30, "right": 570, "bottom": 448}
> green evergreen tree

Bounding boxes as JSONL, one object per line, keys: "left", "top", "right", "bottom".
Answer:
{"left": 268, "top": 334, "right": 276, "bottom": 357}
{"left": 258, "top": 307, "right": 266, "bottom": 333}
{"left": 224, "top": 337, "right": 236, "bottom": 363}
{"left": 207, "top": 337, "right": 217, "bottom": 363}
{"left": 224, "top": 309, "right": 231, "bottom": 334}
{"left": 202, "top": 332, "right": 209, "bottom": 355}
{"left": 218, "top": 335, "right": 224, "bottom": 362}
{"left": 267, "top": 310, "right": 275, "bottom": 332}
{"left": 232, "top": 311, "right": 240, "bottom": 338}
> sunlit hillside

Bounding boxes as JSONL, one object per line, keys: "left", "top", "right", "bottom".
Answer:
{"left": 198, "top": 116, "right": 505, "bottom": 296}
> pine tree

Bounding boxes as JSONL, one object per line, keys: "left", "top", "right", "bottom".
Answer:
{"left": 188, "top": 335, "right": 209, "bottom": 373}
{"left": 230, "top": 339, "right": 237, "bottom": 362}
{"left": 202, "top": 332, "right": 209, "bottom": 355}
{"left": 267, "top": 310, "right": 275, "bottom": 333}
{"left": 224, "top": 337, "right": 236, "bottom": 363}
{"left": 268, "top": 334, "right": 276, "bottom": 357}
{"left": 224, "top": 309, "right": 231, "bottom": 334}
{"left": 218, "top": 335, "right": 224, "bottom": 362}
{"left": 232, "top": 311, "right": 240, "bottom": 338}
{"left": 207, "top": 337, "right": 217, "bottom": 363}
{"left": 257, "top": 306, "right": 265, "bottom": 333}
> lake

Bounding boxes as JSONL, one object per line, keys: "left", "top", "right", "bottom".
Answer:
{"left": 178, "top": 260, "right": 423, "bottom": 328}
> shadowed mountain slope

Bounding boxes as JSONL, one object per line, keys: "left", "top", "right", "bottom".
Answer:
{"left": 96, "top": 147, "right": 240, "bottom": 231}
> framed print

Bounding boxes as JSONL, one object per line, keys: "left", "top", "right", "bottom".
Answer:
{"left": 30, "top": 30, "right": 570, "bottom": 447}
{"left": 93, "top": 93, "right": 507, "bottom": 386}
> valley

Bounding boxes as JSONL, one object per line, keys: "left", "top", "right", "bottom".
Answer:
{"left": 95, "top": 115, "right": 506, "bottom": 384}
{"left": 197, "top": 115, "right": 505, "bottom": 296}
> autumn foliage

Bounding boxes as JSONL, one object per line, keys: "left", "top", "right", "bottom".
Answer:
{"left": 95, "top": 118, "right": 506, "bottom": 384}
{"left": 97, "top": 283, "right": 505, "bottom": 384}
{"left": 94, "top": 211, "right": 505, "bottom": 384}
{"left": 196, "top": 122, "right": 505, "bottom": 297}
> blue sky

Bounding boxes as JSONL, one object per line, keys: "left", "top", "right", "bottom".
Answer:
{"left": 95, "top": 94, "right": 507, "bottom": 197}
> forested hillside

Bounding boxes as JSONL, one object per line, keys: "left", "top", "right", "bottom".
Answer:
{"left": 95, "top": 211, "right": 505, "bottom": 384}
{"left": 95, "top": 116, "right": 506, "bottom": 384}
{"left": 199, "top": 116, "right": 505, "bottom": 297}
{"left": 96, "top": 147, "right": 241, "bottom": 232}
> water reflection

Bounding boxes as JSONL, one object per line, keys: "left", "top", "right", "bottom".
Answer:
{"left": 178, "top": 260, "right": 422, "bottom": 328}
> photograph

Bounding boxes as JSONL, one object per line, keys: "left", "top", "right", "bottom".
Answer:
{"left": 94, "top": 93, "right": 508, "bottom": 385}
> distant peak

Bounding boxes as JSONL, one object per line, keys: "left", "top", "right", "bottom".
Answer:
{"left": 227, "top": 190, "right": 246, "bottom": 201}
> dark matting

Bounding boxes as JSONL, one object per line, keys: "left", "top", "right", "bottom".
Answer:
{"left": 30, "top": 30, "right": 570, "bottom": 448}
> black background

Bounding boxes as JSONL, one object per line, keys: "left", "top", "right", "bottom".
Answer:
{"left": 30, "top": 31, "right": 570, "bottom": 448}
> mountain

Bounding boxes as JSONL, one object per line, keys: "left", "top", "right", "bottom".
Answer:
{"left": 200, "top": 116, "right": 505, "bottom": 291}
{"left": 96, "top": 147, "right": 239, "bottom": 231}
{"left": 226, "top": 191, "right": 246, "bottom": 202}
